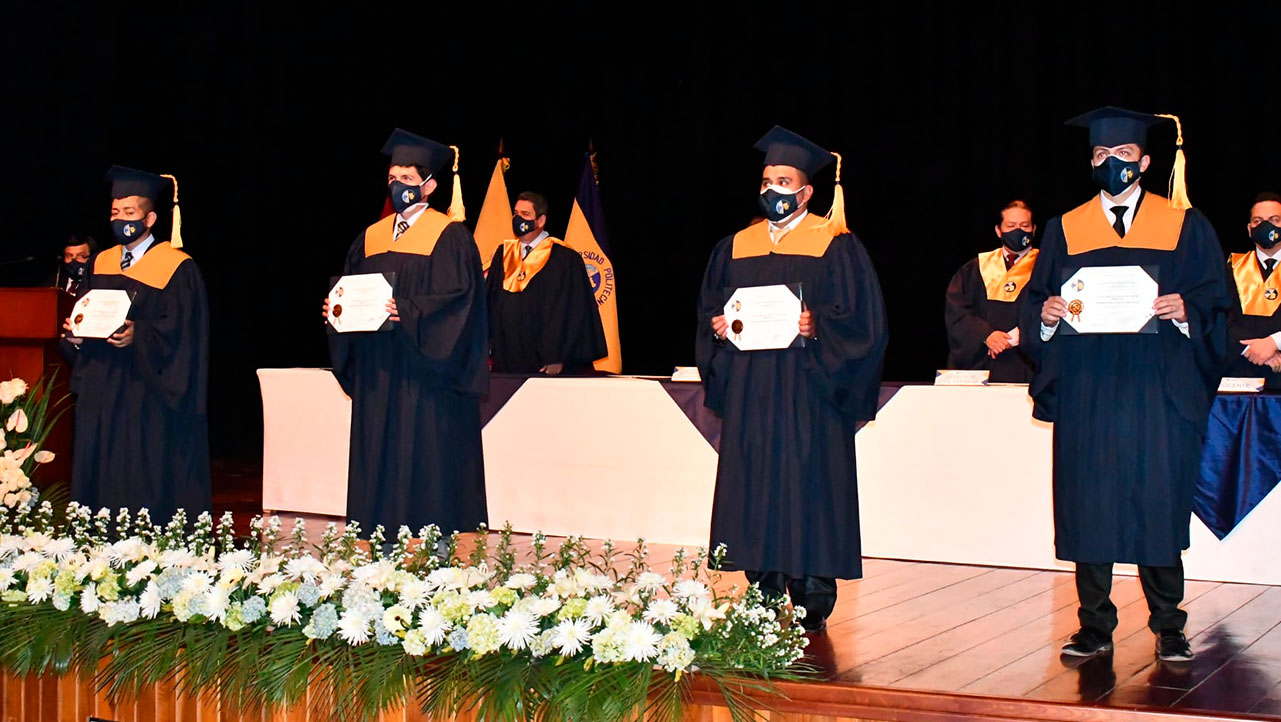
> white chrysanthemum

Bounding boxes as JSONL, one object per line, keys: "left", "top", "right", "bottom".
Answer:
{"left": 284, "top": 557, "right": 326, "bottom": 584}
{"left": 643, "top": 598, "right": 680, "bottom": 625}
{"left": 583, "top": 595, "right": 615, "bottom": 626}
{"left": 552, "top": 618, "right": 593, "bottom": 656}
{"left": 635, "top": 571, "right": 666, "bottom": 592}
{"left": 77, "top": 555, "right": 109, "bottom": 582}
{"left": 417, "top": 607, "right": 450, "bottom": 646}
{"left": 317, "top": 572, "right": 345, "bottom": 599}
{"left": 25, "top": 576, "right": 53, "bottom": 603}
{"left": 397, "top": 578, "right": 429, "bottom": 610}
{"left": 466, "top": 589, "right": 496, "bottom": 611}
{"left": 41, "top": 537, "right": 74, "bottom": 560}
{"left": 12, "top": 551, "right": 43, "bottom": 573}
{"left": 337, "top": 609, "right": 371, "bottom": 645}
{"left": 125, "top": 560, "right": 158, "bottom": 587}
{"left": 578, "top": 570, "right": 614, "bottom": 593}
{"left": 0, "top": 568, "right": 14, "bottom": 590}
{"left": 181, "top": 572, "right": 213, "bottom": 595}
{"left": 216, "top": 549, "right": 254, "bottom": 574}
{"left": 464, "top": 565, "right": 494, "bottom": 589}
{"left": 204, "top": 586, "right": 231, "bottom": 622}
{"left": 496, "top": 609, "right": 539, "bottom": 651}
{"left": 426, "top": 566, "right": 468, "bottom": 591}
{"left": 504, "top": 573, "right": 537, "bottom": 591}
{"left": 139, "top": 581, "right": 162, "bottom": 618}
{"left": 672, "top": 580, "right": 709, "bottom": 599}
{"left": 79, "top": 583, "right": 99, "bottom": 614}
{"left": 622, "top": 621, "right": 662, "bottom": 662}
{"left": 383, "top": 604, "right": 412, "bottom": 634}
{"left": 269, "top": 593, "right": 302, "bottom": 626}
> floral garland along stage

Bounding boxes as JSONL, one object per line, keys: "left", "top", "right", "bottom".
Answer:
{"left": 0, "top": 500, "right": 812, "bottom": 722}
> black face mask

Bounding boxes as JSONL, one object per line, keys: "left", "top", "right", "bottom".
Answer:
{"left": 63, "top": 260, "right": 87, "bottom": 279}
{"left": 110, "top": 218, "right": 149, "bottom": 244}
{"left": 388, "top": 179, "right": 427, "bottom": 214}
{"left": 1091, "top": 155, "right": 1142, "bottom": 197}
{"left": 512, "top": 215, "right": 537, "bottom": 237}
{"left": 1000, "top": 228, "right": 1033, "bottom": 253}
{"left": 759, "top": 187, "right": 803, "bottom": 223}
{"left": 1252, "top": 220, "right": 1281, "bottom": 250}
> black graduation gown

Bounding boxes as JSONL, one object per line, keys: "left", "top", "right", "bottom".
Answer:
{"left": 696, "top": 219, "right": 888, "bottom": 580}
{"left": 944, "top": 255, "right": 1036, "bottom": 383}
{"left": 1223, "top": 255, "right": 1281, "bottom": 389}
{"left": 65, "top": 241, "right": 211, "bottom": 522}
{"left": 485, "top": 241, "right": 607, "bottom": 374}
{"left": 1018, "top": 194, "right": 1229, "bottom": 567}
{"left": 328, "top": 214, "right": 489, "bottom": 535}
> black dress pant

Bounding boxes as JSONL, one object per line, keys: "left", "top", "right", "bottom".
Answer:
{"left": 1075, "top": 561, "right": 1187, "bottom": 637}
{"left": 745, "top": 570, "right": 838, "bottom": 624}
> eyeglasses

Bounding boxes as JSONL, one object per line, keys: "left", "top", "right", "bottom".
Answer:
{"left": 1250, "top": 216, "right": 1281, "bottom": 227}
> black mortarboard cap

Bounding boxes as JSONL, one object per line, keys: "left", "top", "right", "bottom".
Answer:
{"left": 754, "top": 125, "right": 834, "bottom": 179}
{"left": 1064, "top": 106, "right": 1170, "bottom": 148}
{"left": 105, "top": 165, "right": 170, "bottom": 203}
{"left": 381, "top": 128, "right": 454, "bottom": 174}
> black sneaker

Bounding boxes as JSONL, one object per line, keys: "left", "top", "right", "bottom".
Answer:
{"left": 1156, "top": 630, "right": 1194, "bottom": 662}
{"left": 1061, "top": 629, "right": 1113, "bottom": 658}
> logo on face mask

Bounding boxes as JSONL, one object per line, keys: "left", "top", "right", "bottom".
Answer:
{"left": 401, "top": 189, "right": 416, "bottom": 204}
{"left": 776, "top": 199, "right": 791, "bottom": 215}
{"left": 1271, "top": 230, "right": 1279, "bottom": 243}
{"left": 1120, "top": 167, "right": 1134, "bottom": 183}
{"left": 124, "top": 224, "right": 137, "bottom": 237}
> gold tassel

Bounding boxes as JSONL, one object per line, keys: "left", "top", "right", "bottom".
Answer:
{"left": 447, "top": 145, "right": 466, "bottom": 222}
{"left": 160, "top": 173, "right": 183, "bottom": 248}
{"left": 1154, "top": 113, "right": 1191, "bottom": 210}
{"left": 822, "top": 152, "right": 849, "bottom": 235}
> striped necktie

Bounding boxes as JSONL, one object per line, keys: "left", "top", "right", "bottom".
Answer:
{"left": 120, "top": 250, "right": 133, "bottom": 271}
{"left": 394, "top": 220, "right": 409, "bottom": 240}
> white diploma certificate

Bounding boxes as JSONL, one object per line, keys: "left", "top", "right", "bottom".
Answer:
{"left": 723, "top": 283, "right": 804, "bottom": 351}
{"left": 1059, "top": 265, "right": 1160, "bottom": 335}
{"left": 68, "top": 289, "right": 131, "bottom": 339}
{"left": 327, "top": 273, "right": 396, "bottom": 333}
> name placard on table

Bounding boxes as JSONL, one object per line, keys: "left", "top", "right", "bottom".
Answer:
{"left": 934, "top": 370, "right": 991, "bottom": 387}
{"left": 1218, "top": 377, "right": 1265, "bottom": 394}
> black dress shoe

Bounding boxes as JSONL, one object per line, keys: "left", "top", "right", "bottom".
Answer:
{"left": 1156, "top": 630, "right": 1194, "bottom": 662}
{"left": 1061, "top": 629, "right": 1113, "bottom": 658}
{"left": 801, "top": 616, "right": 828, "bottom": 634}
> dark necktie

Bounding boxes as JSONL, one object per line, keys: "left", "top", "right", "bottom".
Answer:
{"left": 120, "top": 250, "right": 133, "bottom": 270}
{"left": 521, "top": 244, "right": 532, "bottom": 260}
{"left": 1004, "top": 251, "right": 1016, "bottom": 271}
{"left": 394, "top": 220, "right": 409, "bottom": 240}
{"left": 1264, "top": 258, "right": 1277, "bottom": 282}
{"left": 1110, "top": 206, "right": 1127, "bottom": 238}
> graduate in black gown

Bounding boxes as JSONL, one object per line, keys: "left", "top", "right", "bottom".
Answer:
{"left": 62, "top": 167, "right": 210, "bottom": 522}
{"left": 944, "top": 200, "right": 1039, "bottom": 382}
{"left": 1224, "top": 192, "right": 1281, "bottom": 388}
{"left": 1018, "top": 108, "right": 1229, "bottom": 662}
{"left": 696, "top": 127, "right": 888, "bottom": 632}
{"left": 327, "top": 129, "right": 488, "bottom": 536}
{"left": 486, "top": 191, "right": 606, "bottom": 375}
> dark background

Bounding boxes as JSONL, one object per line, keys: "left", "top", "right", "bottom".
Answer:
{"left": 2, "top": 1, "right": 1279, "bottom": 460}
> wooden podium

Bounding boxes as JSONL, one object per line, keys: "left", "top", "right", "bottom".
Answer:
{"left": 0, "top": 287, "right": 74, "bottom": 484}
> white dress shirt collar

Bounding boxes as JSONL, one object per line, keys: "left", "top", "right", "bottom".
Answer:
{"left": 1099, "top": 184, "right": 1143, "bottom": 233}
{"left": 768, "top": 209, "right": 809, "bottom": 244}
{"left": 521, "top": 231, "right": 550, "bottom": 257}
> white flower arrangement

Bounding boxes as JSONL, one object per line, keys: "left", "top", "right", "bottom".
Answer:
{"left": 0, "top": 376, "right": 60, "bottom": 509}
{"left": 0, "top": 502, "right": 811, "bottom": 722}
